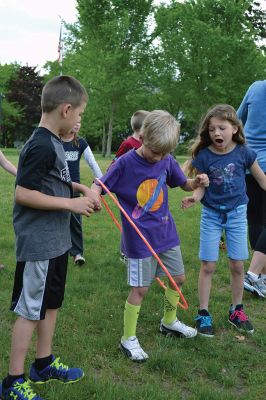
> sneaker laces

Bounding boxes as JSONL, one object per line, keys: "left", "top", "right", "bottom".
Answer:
{"left": 50, "top": 357, "right": 69, "bottom": 378}
{"left": 230, "top": 309, "right": 248, "bottom": 322}
{"left": 197, "top": 315, "right": 212, "bottom": 327}
{"left": 13, "top": 380, "right": 37, "bottom": 400}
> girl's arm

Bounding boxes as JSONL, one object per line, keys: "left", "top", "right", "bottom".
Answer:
{"left": 84, "top": 146, "right": 103, "bottom": 179}
{"left": 181, "top": 173, "right": 209, "bottom": 192}
{"left": 0, "top": 150, "right": 17, "bottom": 176}
{"left": 250, "top": 160, "right": 266, "bottom": 190}
{"left": 181, "top": 187, "right": 205, "bottom": 209}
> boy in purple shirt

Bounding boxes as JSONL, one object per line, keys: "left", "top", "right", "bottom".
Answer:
{"left": 92, "top": 110, "right": 209, "bottom": 362}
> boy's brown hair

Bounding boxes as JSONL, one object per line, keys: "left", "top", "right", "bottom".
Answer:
{"left": 41, "top": 75, "right": 88, "bottom": 113}
{"left": 131, "top": 110, "right": 149, "bottom": 132}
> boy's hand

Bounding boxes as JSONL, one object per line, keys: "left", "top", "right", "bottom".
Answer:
{"left": 181, "top": 196, "right": 197, "bottom": 209}
{"left": 70, "top": 196, "right": 99, "bottom": 216}
{"left": 82, "top": 188, "right": 102, "bottom": 211}
{"left": 194, "top": 173, "right": 209, "bottom": 188}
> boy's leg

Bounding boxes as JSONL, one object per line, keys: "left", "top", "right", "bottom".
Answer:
{"left": 36, "top": 309, "right": 58, "bottom": 358}
{"left": 9, "top": 317, "right": 37, "bottom": 375}
{"left": 120, "top": 287, "right": 149, "bottom": 362}
{"left": 157, "top": 247, "right": 197, "bottom": 338}
{"left": 120, "top": 258, "right": 152, "bottom": 362}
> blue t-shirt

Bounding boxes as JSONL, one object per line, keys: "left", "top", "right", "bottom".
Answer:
{"left": 99, "top": 149, "right": 187, "bottom": 258}
{"left": 237, "top": 80, "right": 266, "bottom": 172}
{"left": 62, "top": 137, "right": 88, "bottom": 183}
{"left": 192, "top": 144, "right": 256, "bottom": 212}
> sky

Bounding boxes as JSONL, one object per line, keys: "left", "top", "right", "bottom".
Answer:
{"left": 0, "top": 0, "right": 78, "bottom": 71}
{"left": 0, "top": 0, "right": 265, "bottom": 72}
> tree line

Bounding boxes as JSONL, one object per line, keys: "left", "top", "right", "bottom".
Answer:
{"left": 0, "top": 0, "right": 265, "bottom": 155}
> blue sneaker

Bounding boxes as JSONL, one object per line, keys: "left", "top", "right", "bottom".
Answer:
{"left": 0, "top": 377, "right": 43, "bottom": 399}
{"left": 29, "top": 355, "right": 84, "bottom": 384}
{"left": 195, "top": 310, "right": 214, "bottom": 337}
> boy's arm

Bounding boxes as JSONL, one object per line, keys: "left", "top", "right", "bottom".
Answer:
{"left": 91, "top": 182, "right": 103, "bottom": 195}
{"left": 0, "top": 150, "right": 17, "bottom": 176}
{"left": 181, "top": 173, "right": 209, "bottom": 191}
{"left": 15, "top": 185, "right": 98, "bottom": 217}
{"left": 72, "top": 182, "right": 102, "bottom": 211}
{"left": 250, "top": 160, "right": 266, "bottom": 190}
{"left": 181, "top": 187, "right": 205, "bottom": 209}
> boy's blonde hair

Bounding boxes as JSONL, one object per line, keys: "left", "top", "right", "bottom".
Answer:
{"left": 141, "top": 110, "right": 180, "bottom": 154}
{"left": 41, "top": 75, "right": 88, "bottom": 113}
{"left": 131, "top": 110, "right": 149, "bottom": 132}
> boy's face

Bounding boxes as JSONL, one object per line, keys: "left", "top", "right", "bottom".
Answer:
{"left": 139, "top": 144, "right": 167, "bottom": 163}
{"left": 63, "top": 102, "right": 86, "bottom": 134}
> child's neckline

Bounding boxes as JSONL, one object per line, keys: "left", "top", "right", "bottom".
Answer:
{"left": 208, "top": 142, "right": 237, "bottom": 155}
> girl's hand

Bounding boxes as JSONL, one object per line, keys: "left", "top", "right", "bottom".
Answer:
{"left": 181, "top": 196, "right": 197, "bottom": 209}
{"left": 195, "top": 173, "right": 209, "bottom": 188}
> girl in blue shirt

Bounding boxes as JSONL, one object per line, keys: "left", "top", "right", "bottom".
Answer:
{"left": 182, "top": 104, "right": 266, "bottom": 337}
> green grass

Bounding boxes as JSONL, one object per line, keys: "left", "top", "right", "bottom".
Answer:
{"left": 0, "top": 151, "right": 265, "bottom": 400}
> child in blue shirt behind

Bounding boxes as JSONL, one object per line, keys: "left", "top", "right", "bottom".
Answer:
{"left": 182, "top": 104, "right": 266, "bottom": 337}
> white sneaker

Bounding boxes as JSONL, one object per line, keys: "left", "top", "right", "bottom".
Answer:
{"left": 244, "top": 273, "right": 266, "bottom": 298}
{"left": 160, "top": 318, "right": 197, "bottom": 338}
{"left": 120, "top": 336, "right": 149, "bottom": 362}
{"left": 74, "top": 254, "right": 85, "bottom": 266}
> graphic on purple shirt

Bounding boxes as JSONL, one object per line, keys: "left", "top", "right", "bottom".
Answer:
{"left": 99, "top": 150, "right": 187, "bottom": 258}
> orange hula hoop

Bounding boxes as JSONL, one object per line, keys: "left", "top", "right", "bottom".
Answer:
{"left": 96, "top": 178, "right": 188, "bottom": 310}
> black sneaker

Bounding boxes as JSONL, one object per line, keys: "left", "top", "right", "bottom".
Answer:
{"left": 228, "top": 304, "right": 254, "bottom": 333}
{"left": 195, "top": 310, "right": 214, "bottom": 337}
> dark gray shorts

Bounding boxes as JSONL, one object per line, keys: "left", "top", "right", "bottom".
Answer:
{"left": 11, "top": 252, "right": 68, "bottom": 320}
{"left": 127, "top": 246, "right": 184, "bottom": 287}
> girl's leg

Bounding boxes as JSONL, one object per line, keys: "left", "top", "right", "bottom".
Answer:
{"left": 228, "top": 259, "right": 254, "bottom": 333}
{"left": 198, "top": 261, "right": 216, "bottom": 310}
{"left": 228, "top": 259, "right": 244, "bottom": 307}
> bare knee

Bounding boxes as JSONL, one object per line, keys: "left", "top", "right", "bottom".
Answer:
{"left": 170, "top": 274, "right": 185, "bottom": 289}
{"left": 229, "top": 260, "right": 244, "bottom": 276}
{"left": 128, "top": 286, "right": 149, "bottom": 305}
{"left": 201, "top": 261, "right": 216, "bottom": 275}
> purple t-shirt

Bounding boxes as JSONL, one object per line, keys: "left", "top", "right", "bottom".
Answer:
{"left": 99, "top": 150, "right": 187, "bottom": 258}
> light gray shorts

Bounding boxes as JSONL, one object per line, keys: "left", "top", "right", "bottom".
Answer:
{"left": 127, "top": 246, "right": 184, "bottom": 287}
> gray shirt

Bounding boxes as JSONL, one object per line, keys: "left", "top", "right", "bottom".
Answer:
{"left": 13, "top": 127, "right": 72, "bottom": 261}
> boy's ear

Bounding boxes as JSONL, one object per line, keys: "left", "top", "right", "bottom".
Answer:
{"left": 61, "top": 103, "right": 72, "bottom": 118}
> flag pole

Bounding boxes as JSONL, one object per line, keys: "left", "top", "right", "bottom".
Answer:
{"left": 58, "top": 16, "right": 63, "bottom": 76}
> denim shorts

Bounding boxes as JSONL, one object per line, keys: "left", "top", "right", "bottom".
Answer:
{"left": 127, "top": 246, "right": 184, "bottom": 287}
{"left": 199, "top": 205, "right": 248, "bottom": 262}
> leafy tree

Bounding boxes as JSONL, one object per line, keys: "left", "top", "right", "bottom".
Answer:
{"left": 0, "top": 63, "right": 20, "bottom": 147}
{"left": 154, "top": 0, "right": 266, "bottom": 136}
{"left": 4, "top": 66, "right": 43, "bottom": 146}
{"left": 63, "top": 0, "right": 154, "bottom": 156}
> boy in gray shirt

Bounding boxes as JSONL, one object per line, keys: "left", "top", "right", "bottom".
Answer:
{"left": 0, "top": 76, "right": 101, "bottom": 400}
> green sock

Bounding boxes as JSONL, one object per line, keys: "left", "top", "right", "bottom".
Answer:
{"left": 123, "top": 301, "right": 141, "bottom": 340}
{"left": 163, "top": 286, "right": 180, "bottom": 325}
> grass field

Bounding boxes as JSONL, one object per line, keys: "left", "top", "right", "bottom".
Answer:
{"left": 0, "top": 149, "right": 265, "bottom": 400}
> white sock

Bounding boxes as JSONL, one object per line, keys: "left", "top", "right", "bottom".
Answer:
{"left": 247, "top": 271, "right": 259, "bottom": 280}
